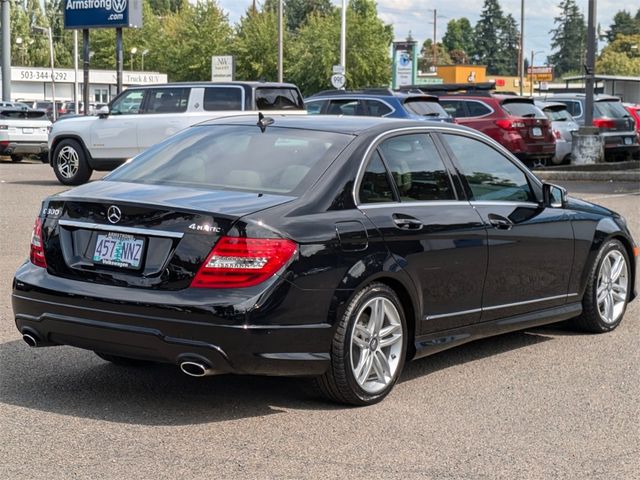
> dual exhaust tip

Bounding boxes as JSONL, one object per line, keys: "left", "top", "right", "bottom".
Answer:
{"left": 22, "top": 330, "right": 214, "bottom": 378}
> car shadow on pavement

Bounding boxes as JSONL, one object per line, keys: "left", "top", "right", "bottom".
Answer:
{"left": 7, "top": 180, "right": 63, "bottom": 186}
{"left": 0, "top": 330, "right": 560, "bottom": 425}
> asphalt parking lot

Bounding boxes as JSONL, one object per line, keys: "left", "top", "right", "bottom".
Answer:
{"left": 1, "top": 158, "right": 639, "bottom": 479}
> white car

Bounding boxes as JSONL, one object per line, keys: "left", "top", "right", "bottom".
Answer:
{"left": 48, "top": 82, "right": 307, "bottom": 185}
{"left": 0, "top": 109, "right": 51, "bottom": 162}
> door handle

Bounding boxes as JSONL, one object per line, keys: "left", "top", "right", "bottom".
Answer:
{"left": 392, "top": 214, "right": 423, "bottom": 230}
{"left": 488, "top": 213, "right": 513, "bottom": 230}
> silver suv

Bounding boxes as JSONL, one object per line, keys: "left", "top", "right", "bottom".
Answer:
{"left": 48, "top": 82, "right": 306, "bottom": 185}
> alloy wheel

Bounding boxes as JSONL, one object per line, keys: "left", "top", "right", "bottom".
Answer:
{"left": 57, "top": 145, "right": 80, "bottom": 179}
{"left": 350, "top": 296, "right": 403, "bottom": 394}
{"left": 596, "top": 250, "right": 628, "bottom": 324}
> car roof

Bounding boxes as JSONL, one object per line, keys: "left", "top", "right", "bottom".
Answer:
{"left": 125, "top": 81, "right": 301, "bottom": 90}
{"left": 547, "top": 93, "right": 622, "bottom": 101}
{"left": 307, "top": 89, "right": 439, "bottom": 101}
{"left": 197, "top": 114, "right": 467, "bottom": 135}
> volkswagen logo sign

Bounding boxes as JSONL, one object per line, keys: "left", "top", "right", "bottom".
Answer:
{"left": 107, "top": 206, "right": 122, "bottom": 224}
{"left": 112, "top": 0, "right": 127, "bottom": 14}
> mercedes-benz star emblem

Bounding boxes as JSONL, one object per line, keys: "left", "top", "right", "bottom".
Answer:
{"left": 107, "top": 206, "right": 122, "bottom": 224}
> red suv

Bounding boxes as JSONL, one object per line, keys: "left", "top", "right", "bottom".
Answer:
{"left": 408, "top": 84, "right": 555, "bottom": 168}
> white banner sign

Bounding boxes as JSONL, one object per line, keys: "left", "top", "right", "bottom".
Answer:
{"left": 11, "top": 67, "right": 167, "bottom": 85}
{"left": 211, "top": 56, "right": 234, "bottom": 82}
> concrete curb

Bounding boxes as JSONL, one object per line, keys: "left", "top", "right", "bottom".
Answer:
{"left": 533, "top": 169, "right": 640, "bottom": 182}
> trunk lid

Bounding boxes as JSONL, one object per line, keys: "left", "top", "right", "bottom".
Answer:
{"left": 41, "top": 181, "right": 294, "bottom": 290}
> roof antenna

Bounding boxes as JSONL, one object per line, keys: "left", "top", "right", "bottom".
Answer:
{"left": 257, "top": 112, "right": 274, "bottom": 133}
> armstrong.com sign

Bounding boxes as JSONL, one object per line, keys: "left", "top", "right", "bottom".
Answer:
{"left": 64, "top": 0, "right": 143, "bottom": 29}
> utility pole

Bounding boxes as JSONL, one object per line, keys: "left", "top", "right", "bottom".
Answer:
{"left": 432, "top": 9, "right": 437, "bottom": 67}
{"left": 116, "top": 28, "right": 123, "bottom": 94}
{"left": 277, "top": 0, "right": 283, "bottom": 82}
{"left": 519, "top": 0, "right": 524, "bottom": 96}
{"left": 74, "top": 30, "right": 79, "bottom": 107}
{"left": 340, "top": 0, "right": 346, "bottom": 76}
{"left": 1, "top": 0, "right": 11, "bottom": 101}
{"left": 83, "top": 29, "right": 90, "bottom": 116}
{"left": 584, "top": 0, "right": 596, "bottom": 127}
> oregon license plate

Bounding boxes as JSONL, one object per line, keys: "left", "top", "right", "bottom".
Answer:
{"left": 22, "top": 128, "right": 34, "bottom": 134}
{"left": 531, "top": 127, "right": 542, "bottom": 137}
{"left": 93, "top": 232, "right": 144, "bottom": 268}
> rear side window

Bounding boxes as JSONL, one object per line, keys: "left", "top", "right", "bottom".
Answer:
{"left": 594, "top": 100, "right": 628, "bottom": 118}
{"left": 203, "top": 87, "right": 243, "bottom": 111}
{"left": 255, "top": 87, "right": 304, "bottom": 110}
{"left": 365, "top": 100, "right": 393, "bottom": 116}
{"left": 359, "top": 151, "right": 395, "bottom": 203}
{"left": 403, "top": 98, "right": 448, "bottom": 117}
{"left": 440, "top": 99, "right": 466, "bottom": 117}
{"left": 557, "top": 100, "right": 582, "bottom": 118}
{"left": 465, "top": 101, "right": 492, "bottom": 117}
{"left": 146, "top": 88, "right": 190, "bottom": 114}
{"left": 543, "top": 107, "right": 573, "bottom": 122}
{"left": 379, "top": 134, "right": 455, "bottom": 201}
{"left": 442, "top": 134, "right": 535, "bottom": 203}
{"left": 501, "top": 101, "right": 545, "bottom": 118}
{"left": 106, "top": 125, "right": 352, "bottom": 194}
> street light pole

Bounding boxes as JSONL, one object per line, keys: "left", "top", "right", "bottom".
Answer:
{"left": 141, "top": 49, "right": 149, "bottom": 71}
{"left": 340, "top": 0, "right": 346, "bottom": 78}
{"left": 519, "top": 0, "right": 524, "bottom": 96}
{"left": 130, "top": 47, "right": 137, "bottom": 71}
{"left": 277, "top": 0, "right": 283, "bottom": 82}
{"left": 74, "top": 30, "right": 79, "bottom": 107}
{"left": 33, "top": 26, "right": 56, "bottom": 120}
{"left": 1, "top": 0, "right": 12, "bottom": 101}
{"left": 584, "top": 0, "right": 597, "bottom": 127}
{"left": 529, "top": 50, "right": 544, "bottom": 96}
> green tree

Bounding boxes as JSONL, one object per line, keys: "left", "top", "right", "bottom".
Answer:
{"left": 473, "top": 0, "right": 514, "bottom": 75}
{"left": 284, "top": 0, "right": 333, "bottom": 32}
{"left": 9, "top": 1, "right": 32, "bottom": 66}
{"left": 233, "top": 6, "right": 284, "bottom": 81}
{"left": 596, "top": 34, "right": 640, "bottom": 75}
{"left": 442, "top": 18, "right": 474, "bottom": 60}
{"left": 46, "top": 0, "right": 74, "bottom": 68}
{"left": 418, "top": 38, "right": 453, "bottom": 71}
{"left": 287, "top": 0, "right": 392, "bottom": 95}
{"left": 498, "top": 14, "right": 519, "bottom": 76}
{"left": 548, "top": 0, "right": 586, "bottom": 78}
{"left": 606, "top": 10, "right": 640, "bottom": 42}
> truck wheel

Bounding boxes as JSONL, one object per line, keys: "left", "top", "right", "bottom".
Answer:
{"left": 53, "top": 139, "right": 92, "bottom": 185}
{"left": 10, "top": 154, "right": 23, "bottom": 162}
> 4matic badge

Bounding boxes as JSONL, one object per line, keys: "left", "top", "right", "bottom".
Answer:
{"left": 188, "top": 223, "right": 221, "bottom": 233}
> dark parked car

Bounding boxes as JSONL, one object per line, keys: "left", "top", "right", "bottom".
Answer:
{"left": 550, "top": 94, "right": 639, "bottom": 160}
{"left": 305, "top": 88, "right": 452, "bottom": 122}
{"left": 12, "top": 115, "right": 637, "bottom": 405}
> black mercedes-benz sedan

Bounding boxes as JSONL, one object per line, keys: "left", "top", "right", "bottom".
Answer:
{"left": 12, "top": 115, "right": 637, "bottom": 405}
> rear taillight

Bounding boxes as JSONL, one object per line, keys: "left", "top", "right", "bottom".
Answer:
{"left": 593, "top": 118, "right": 615, "bottom": 129}
{"left": 495, "top": 119, "right": 525, "bottom": 130}
{"left": 30, "top": 217, "right": 47, "bottom": 268}
{"left": 191, "top": 236, "right": 297, "bottom": 288}
{"left": 553, "top": 129, "right": 562, "bottom": 140}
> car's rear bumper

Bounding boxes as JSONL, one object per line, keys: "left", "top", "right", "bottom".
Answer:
{"left": 0, "top": 140, "right": 48, "bottom": 155}
{"left": 12, "top": 262, "right": 333, "bottom": 377}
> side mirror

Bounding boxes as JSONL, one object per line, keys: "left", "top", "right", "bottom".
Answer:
{"left": 543, "top": 183, "right": 567, "bottom": 208}
{"left": 97, "top": 105, "right": 110, "bottom": 118}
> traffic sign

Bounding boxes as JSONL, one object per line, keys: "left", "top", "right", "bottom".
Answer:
{"left": 332, "top": 65, "right": 344, "bottom": 74}
{"left": 331, "top": 74, "right": 346, "bottom": 89}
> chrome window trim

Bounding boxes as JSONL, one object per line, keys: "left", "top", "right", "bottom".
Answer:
{"left": 352, "top": 125, "right": 542, "bottom": 208}
{"left": 58, "top": 219, "right": 185, "bottom": 239}
{"left": 424, "top": 293, "right": 578, "bottom": 320}
{"left": 470, "top": 200, "right": 540, "bottom": 208}
{"left": 359, "top": 200, "right": 469, "bottom": 209}
{"left": 202, "top": 85, "right": 246, "bottom": 112}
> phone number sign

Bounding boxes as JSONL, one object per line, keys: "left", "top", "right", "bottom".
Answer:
{"left": 64, "top": 0, "right": 143, "bottom": 29}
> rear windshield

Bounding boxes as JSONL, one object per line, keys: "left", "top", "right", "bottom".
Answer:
{"left": 403, "top": 98, "right": 449, "bottom": 117}
{"left": 106, "top": 125, "right": 352, "bottom": 194}
{"left": 255, "top": 87, "right": 304, "bottom": 110}
{"left": 594, "top": 100, "right": 629, "bottom": 118}
{"left": 543, "top": 107, "right": 573, "bottom": 122}
{"left": 0, "top": 110, "right": 48, "bottom": 119}
{"left": 501, "top": 101, "right": 546, "bottom": 118}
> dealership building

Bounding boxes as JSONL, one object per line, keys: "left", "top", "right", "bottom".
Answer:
{"left": 0, "top": 66, "right": 168, "bottom": 104}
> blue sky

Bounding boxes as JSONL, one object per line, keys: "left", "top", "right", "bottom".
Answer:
{"left": 217, "top": 0, "right": 634, "bottom": 65}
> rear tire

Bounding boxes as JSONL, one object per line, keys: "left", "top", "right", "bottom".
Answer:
{"left": 314, "top": 282, "right": 407, "bottom": 406}
{"left": 572, "top": 239, "right": 630, "bottom": 333}
{"left": 10, "top": 154, "right": 23, "bottom": 162}
{"left": 95, "top": 352, "right": 152, "bottom": 367}
{"left": 53, "top": 139, "right": 93, "bottom": 185}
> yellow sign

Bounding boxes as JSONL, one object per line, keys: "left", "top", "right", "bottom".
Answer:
{"left": 527, "top": 66, "right": 553, "bottom": 82}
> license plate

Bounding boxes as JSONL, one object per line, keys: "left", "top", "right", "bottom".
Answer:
{"left": 531, "top": 127, "right": 542, "bottom": 137}
{"left": 22, "top": 128, "right": 34, "bottom": 134}
{"left": 93, "top": 232, "right": 144, "bottom": 269}
{"left": 624, "top": 137, "right": 632, "bottom": 145}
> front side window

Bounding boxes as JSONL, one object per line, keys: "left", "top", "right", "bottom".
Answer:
{"left": 203, "top": 87, "right": 243, "bottom": 111}
{"left": 110, "top": 89, "right": 145, "bottom": 115}
{"left": 106, "top": 125, "right": 353, "bottom": 194}
{"left": 442, "top": 134, "right": 535, "bottom": 202}
{"left": 359, "top": 151, "right": 395, "bottom": 203}
{"left": 379, "top": 134, "right": 455, "bottom": 201}
{"left": 304, "top": 100, "right": 325, "bottom": 114}
{"left": 146, "top": 88, "right": 190, "bottom": 114}
{"left": 326, "top": 99, "right": 365, "bottom": 116}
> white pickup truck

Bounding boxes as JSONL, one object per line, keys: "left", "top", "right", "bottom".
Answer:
{"left": 48, "top": 82, "right": 306, "bottom": 185}
{"left": 0, "top": 109, "right": 51, "bottom": 162}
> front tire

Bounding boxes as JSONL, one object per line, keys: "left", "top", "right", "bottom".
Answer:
{"left": 315, "top": 283, "right": 407, "bottom": 406}
{"left": 573, "top": 239, "right": 631, "bottom": 333}
{"left": 10, "top": 154, "right": 23, "bottom": 162}
{"left": 53, "top": 139, "right": 93, "bottom": 185}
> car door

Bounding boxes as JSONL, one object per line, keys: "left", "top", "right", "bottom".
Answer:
{"left": 136, "top": 87, "right": 192, "bottom": 152}
{"left": 90, "top": 88, "right": 146, "bottom": 160}
{"left": 357, "top": 131, "right": 488, "bottom": 333}
{"left": 438, "top": 132, "right": 575, "bottom": 321}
